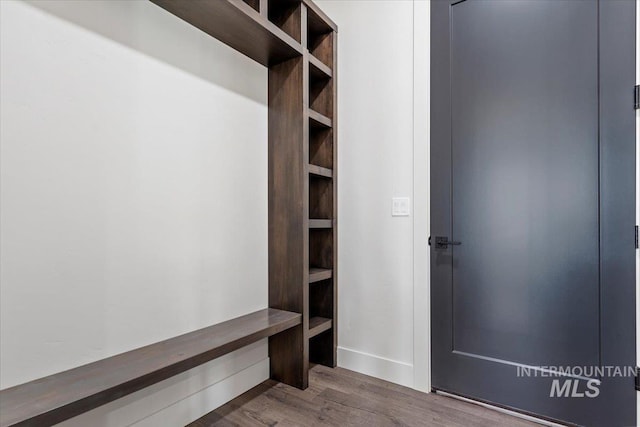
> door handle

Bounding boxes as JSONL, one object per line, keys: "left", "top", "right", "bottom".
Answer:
{"left": 434, "top": 236, "right": 461, "bottom": 249}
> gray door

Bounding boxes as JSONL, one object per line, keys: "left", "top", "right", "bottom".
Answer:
{"left": 430, "top": 1, "right": 636, "bottom": 425}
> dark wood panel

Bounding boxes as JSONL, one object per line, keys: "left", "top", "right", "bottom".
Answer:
{"left": 0, "top": 309, "right": 301, "bottom": 427}
{"left": 149, "top": 0, "right": 303, "bottom": 66}
{"left": 268, "top": 51, "right": 308, "bottom": 388}
{"left": 309, "top": 268, "right": 332, "bottom": 283}
{"left": 189, "top": 365, "right": 539, "bottom": 427}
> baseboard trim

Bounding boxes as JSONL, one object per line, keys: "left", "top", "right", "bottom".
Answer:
{"left": 337, "top": 346, "right": 414, "bottom": 388}
{"left": 133, "top": 359, "right": 269, "bottom": 426}
{"left": 58, "top": 341, "right": 269, "bottom": 427}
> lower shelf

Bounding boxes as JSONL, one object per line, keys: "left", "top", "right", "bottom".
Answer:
{"left": 308, "top": 317, "right": 332, "bottom": 338}
{"left": 309, "top": 268, "right": 332, "bottom": 283}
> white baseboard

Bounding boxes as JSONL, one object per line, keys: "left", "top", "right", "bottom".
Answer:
{"left": 58, "top": 340, "right": 269, "bottom": 427}
{"left": 133, "top": 359, "right": 269, "bottom": 426}
{"left": 337, "top": 346, "right": 414, "bottom": 388}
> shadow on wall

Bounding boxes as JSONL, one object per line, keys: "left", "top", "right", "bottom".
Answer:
{"left": 23, "top": 0, "right": 266, "bottom": 104}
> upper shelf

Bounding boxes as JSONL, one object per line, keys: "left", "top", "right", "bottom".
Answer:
{"left": 150, "top": 0, "right": 304, "bottom": 67}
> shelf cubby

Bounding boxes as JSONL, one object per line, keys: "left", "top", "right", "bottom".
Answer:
{"left": 310, "top": 78, "right": 333, "bottom": 119}
{"left": 310, "top": 228, "right": 333, "bottom": 268}
{"left": 310, "top": 177, "right": 333, "bottom": 220}
{"left": 309, "top": 128, "right": 333, "bottom": 170}
{"left": 307, "top": 6, "right": 334, "bottom": 69}
{"left": 268, "top": 0, "right": 302, "bottom": 44}
{"left": 309, "top": 54, "right": 332, "bottom": 80}
{"left": 309, "top": 278, "right": 334, "bottom": 365}
{"left": 309, "top": 280, "right": 333, "bottom": 317}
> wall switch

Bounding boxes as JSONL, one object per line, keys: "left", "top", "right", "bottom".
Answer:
{"left": 392, "top": 197, "right": 410, "bottom": 216}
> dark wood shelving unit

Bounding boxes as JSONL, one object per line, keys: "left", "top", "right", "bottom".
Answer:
{"left": 304, "top": 3, "right": 337, "bottom": 371}
{"left": 146, "top": 0, "right": 338, "bottom": 393}
{"left": 150, "top": 0, "right": 337, "bottom": 391}
{"left": 265, "top": 0, "right": 337, "bottom": 388}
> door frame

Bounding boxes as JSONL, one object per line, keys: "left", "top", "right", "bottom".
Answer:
{"left": 428, "top": 0, "right": 637, "bottom": 424}
{"left": 412, "top": 0, "right": 431, "bottom": 394}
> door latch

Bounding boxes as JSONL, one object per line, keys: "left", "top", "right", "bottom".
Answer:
{"left": 434, "top": 236, "right": 462, "bottom": 249}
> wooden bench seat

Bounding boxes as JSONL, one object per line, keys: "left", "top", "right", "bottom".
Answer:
{"left": 0, "top": 308, "right": 301, "bottom": 427}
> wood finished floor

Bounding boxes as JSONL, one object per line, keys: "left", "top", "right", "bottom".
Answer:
{"left": 188, "top": 365, "right": 540, "bottom": 427}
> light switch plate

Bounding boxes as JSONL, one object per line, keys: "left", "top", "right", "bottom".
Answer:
{"left": 392, "top": 197, "right": 411, "bottom": 216}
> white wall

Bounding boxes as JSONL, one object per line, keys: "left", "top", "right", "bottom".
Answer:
{"left": 314, "top": 0, "right": 431, "bottom": 390}
{"left": 0, "top": 0, "right": 269, "bottom": 425}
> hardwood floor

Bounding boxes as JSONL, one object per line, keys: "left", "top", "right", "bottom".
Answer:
{"left": 188, "top": 365, "right": 540, "bottom": 427}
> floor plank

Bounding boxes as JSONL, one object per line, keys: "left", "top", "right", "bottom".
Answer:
{"left": 188, "top": 365, "right": 541, "bottom": 427}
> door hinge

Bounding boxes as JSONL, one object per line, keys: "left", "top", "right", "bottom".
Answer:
{"left": 635, "top": 85, "right": 640, "bottom": 110}
{"left": 636, "top": 367, "right": 640, "bottom": 391}
{"left": 428, "top": 236, "right": 431, "bottom": 246}
{"left": 636, "top": 226, "right": 639, "bottom": 249}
